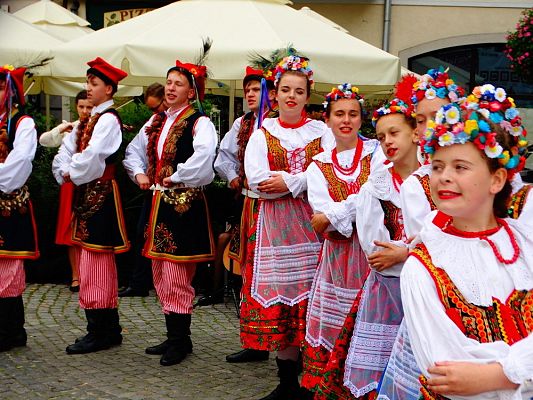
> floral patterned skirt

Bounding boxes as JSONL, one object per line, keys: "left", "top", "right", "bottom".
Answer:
{"left": 239, "top": 202, "right": 307, "bottom": 351}
{"left": 301, "top": 342, "right": 331, "bottom": 391}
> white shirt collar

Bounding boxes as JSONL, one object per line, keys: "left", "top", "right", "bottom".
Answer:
{"left": 91, "top": 99, "right": 114, "bottom": 115}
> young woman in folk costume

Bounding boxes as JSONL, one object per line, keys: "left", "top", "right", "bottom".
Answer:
{"left": 400, "top": 85, "right": 532, "bottom": 400}
{"left": 377, "top": 84, "right": 532, "bottom": 400}
{"left": 242, "top": 53, "right": 334, "bottom": 400}
{"left": 300, "top": 84, "right": 385, "bottom": 397}
{"left": 314, "top": 94, "right": 419, "bottom": 400}
{"left": 40, "top": 90, "right": 93, "bottom": 293}
{"left": 0, "top": 65, "right": 38, "bottom": 352}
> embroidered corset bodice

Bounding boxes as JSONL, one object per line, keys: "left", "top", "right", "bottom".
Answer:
{"left": 314, "top": 154, "right": 372, "bottom": 202}
{"left": 263, "top": 128, "right": 321, "bottom": 173}
{"left": 415, "top": 174, "right": 437, "bottom": 211}
{"left": 508, "top": 184, "right": 531, "bottom": 219}
{"left": 380, "top": 200, "right": 404, "bottom": 241}
{"left": 412, "top": 243, "right": 533, "bottom": 345}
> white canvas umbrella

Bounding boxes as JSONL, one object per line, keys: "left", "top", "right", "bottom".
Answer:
{"left": 49, "top": 0, "right": 400, "bottom": 94}
{"left": 13, "top": 0, "right": 93, "bottom": 41}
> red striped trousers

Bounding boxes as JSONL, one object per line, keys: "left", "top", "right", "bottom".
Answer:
{"left": 78, "top": 249, "right": 118, "bottom": 309}
{"left": 0, "top": 259, "right": 25, "bottom": 297}
{"left": 152, "top": 260, "right": 196, "bottom": 314}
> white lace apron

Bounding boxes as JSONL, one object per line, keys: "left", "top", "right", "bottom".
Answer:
{"left": 252, "top": 196, "right": 322, "bottom": 307}
{"left": 376, "top": 320, "right": 421, "bottom": 400}
{"left": 344, "top": 270, "right": 404, "bottom": 397}
{"left": 305, "top": 234, "right": 369, "bottom": 350}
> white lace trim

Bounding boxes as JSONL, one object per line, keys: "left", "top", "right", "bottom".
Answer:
{"left": 262, "top": 118, "right": 327, "bottom": 144}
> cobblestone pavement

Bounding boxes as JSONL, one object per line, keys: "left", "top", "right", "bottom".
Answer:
{"left": 0, "top": 284, "right": 278, "bottom": 400}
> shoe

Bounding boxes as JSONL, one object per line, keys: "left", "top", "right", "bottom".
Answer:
{"left": 195, "top": 293, "right": 224, "bottom": 307}
{"left": 69, "top": 279, "right": 80, "bottom": 293}
{"left": 118, "top": 287, "right": 149, "bottom": 297}
{"left": 66, "top": 333, "right": 111, "bottom": 355}
{"left": 226, "top": 349, "right": 269, "bottom": 363}
{"left": 145, "top": 339, "right": 170, "bottom": 355}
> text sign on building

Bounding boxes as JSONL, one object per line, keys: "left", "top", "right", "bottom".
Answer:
{"left": 103, "top": 8, "right": 154, "bottom": 27}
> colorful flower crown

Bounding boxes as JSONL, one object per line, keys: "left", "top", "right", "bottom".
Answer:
{"left": 322, "top": 83, "right": 363, "bottom": 109}
{"left": 274, "top": 55, "right": 313, "bottom": 86}
{"left": 412, "top": 66, "right": 466, "bottom": 105}
{"left": 371, "top": 98, "right": 415, "bottom": 127}
{"left": 422, "top": 87, "right": 528, "bottom": 178}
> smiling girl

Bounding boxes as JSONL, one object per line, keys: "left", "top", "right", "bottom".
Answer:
{"left": 302, "top": 84, "right": 385, "bottom": 396}
{"left": 401, "top": 92, "right": 532, "bottom": 400}
{"left": 243, "top": 53, "right": 333, "bottom": 400}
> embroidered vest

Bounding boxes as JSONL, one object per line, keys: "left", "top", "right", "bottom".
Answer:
{"left": 380, "top": 200, "right": 404, "bottom": 241}
{"left": 0, "top": 110, "right": 27, "bottom": 163}
{"left": 415, "top": 174, "right": 437, "bottom": 211}
{"left": 315, "top": 155, "right": 371, "bottom": 202}
{"left": 412, "top": 243, "right": 533, "bottom": 344}
{"left": 237, "top": 112, "right": 256, "bottom": 182}
{"left": 262, "top": 128, "right": 321, "bottom": 172}
{"left": 145, "top": 108, "right": 202, "bottom": 185}
{"left": 507, "top": 184, "right": 531, "bottom": 219}
{"left": 413, "top": 243, "right": 533, "bottom": 400}
{"left": 76, "top": 108, "right": 122, "bottom": 165}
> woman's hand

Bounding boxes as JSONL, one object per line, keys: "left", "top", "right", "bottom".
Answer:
{"left": 135, "top": 173, "right": 151, "bottom": 190}
{"left": 427, "top": 361, "right": 519, "bottom": 396}
{"left": 257, "top": 173, "right": 288, "bottom": 194}
{"left": 368, "top": 241, "right": 408, "bottom": 271}
{"left": 311, "top": 213, "right": 330, "bottom": 233}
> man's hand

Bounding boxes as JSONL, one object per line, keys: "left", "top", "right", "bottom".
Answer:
{"left": 367, "top": 241, "right": 408, "bottom": 271}
{"left": 257, "top": 173, "right": 288, "bottom": 194}
{"left": 135, "top": 173, "right": 151, "bottom": 190}
{"left": 162, "top": 177, "right": 175, "bottom": 188}
{"left": 427, "top": 361, "right": 518, "bottom": 396}
{"left": 229, "top": 177, "right": 242, "bottom": 191}
{"left": 311, "top": 213, "right": 330, "bottom": 233}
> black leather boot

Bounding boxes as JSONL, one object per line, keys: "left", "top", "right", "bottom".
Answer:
{"left": 145, "top": 339, "right": 170, "bottom": 355}
{"left": 258, "top": 358, "right": 301, "bottom": 400}
{"left": 226, "top": 349, "right": 269, "bottom": 363}
{"left": 106, "top": 308, "right": 123, "bottom": 346}
{"left": 159, "top": 313, "right": 193, "bottom": 366}
{"left": 66, "top": 309, "right": 111, "bottom": 354}
{"left": 10, "top": 296, "right": 27, "bottom": 348}
{"left": 0, "top": 297, "right": 13, "bottom": 352}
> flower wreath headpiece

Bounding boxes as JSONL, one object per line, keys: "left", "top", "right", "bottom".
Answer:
{"left": 422, "top": 86, "right": 528, "bottom": 178}
{"left": 412, "top": 66, "right": 466, "bottom": 105}
{"left": 322, "top": 83, "right": 363, "bottom": 110}
{"left": 274, "top": 55, "right": 313, "bottom": 86}
{"left": 371, "top": 98, "right": 415, "bottom": 127}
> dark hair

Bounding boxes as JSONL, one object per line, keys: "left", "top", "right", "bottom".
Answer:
{"left": 145, "top": 82, "right": 164, "bottom": 100}
{"left": 324, "top": 97, "right": 363, "bottom": 118}
{"left": 75, "top": 90, "right": 88, "bottom": 105}
{"left": 479, "top": 115, "right": 514, "bottom": 218}
{"left": 166, "top": 67, "right": 194, "bottom": 87}
{"left": 243, "top": 75, "right": 274, "bottom": 91}
{"left": 86, "top": 71, "right": 117, "bottom": 95}
{"left": 275, "top": 70, "right": 311, "bottom": 98}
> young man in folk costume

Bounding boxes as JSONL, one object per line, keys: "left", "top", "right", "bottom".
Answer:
{"left": 212, "top": 66, "right": 277, "bottom": 363}
{"left": 0, "top": 65, "right": 38, "bottom": 352}
{"left": 52, "top": 57, "right": 130, "bottom": 355}
{"left": 123, "top": 51, "right": 218, "bottom": 366}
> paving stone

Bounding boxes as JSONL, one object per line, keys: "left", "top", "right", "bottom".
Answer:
{"left": 0, "top": 284, "right": 279, "bottom": 399}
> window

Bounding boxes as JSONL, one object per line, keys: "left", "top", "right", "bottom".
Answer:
{"left": 409, "top": 43, "right": 533, "bottom": 107}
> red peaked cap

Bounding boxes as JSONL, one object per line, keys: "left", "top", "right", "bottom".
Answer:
{"left": 174, "top": 60, "right": 208, "bottom": 101}
{"left": 245, "top": 66, "right": 274, "bottom": 81}
{"left": 86, "top": 57, "right": 127, "bottom": 86}
{"left": 0, "top": 66, "right": 27, "bottom": 106}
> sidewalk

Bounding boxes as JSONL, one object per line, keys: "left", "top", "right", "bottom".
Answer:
{"left": 0, "top": 284, "right": 277, "bottom": 399}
